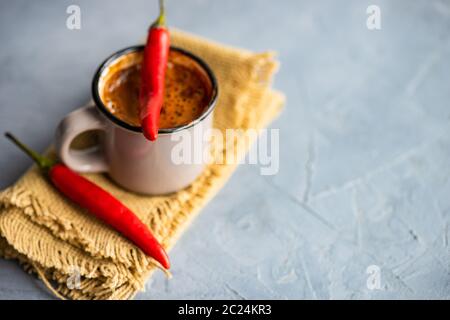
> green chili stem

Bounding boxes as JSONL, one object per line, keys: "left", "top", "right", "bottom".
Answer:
{"left": 4, "top": 132, "right": 55, "bottom": 170}
{"left": 154, "top": 0, "right": 166, "bottom": 27}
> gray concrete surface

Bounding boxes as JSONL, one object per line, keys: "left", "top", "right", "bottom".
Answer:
{"left": 1, "top": 0, "right": 450, "bottom": 299}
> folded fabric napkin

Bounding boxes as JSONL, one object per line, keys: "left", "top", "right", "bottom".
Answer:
{"left": 0, "top": 29, "right": 285, "bottom": 300}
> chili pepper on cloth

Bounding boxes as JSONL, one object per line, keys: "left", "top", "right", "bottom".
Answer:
{"left": 139, "top": 0, "right": 170, "bottom": 141}
{"left": 4, "top": 132, "right": 170, "bottom": 270}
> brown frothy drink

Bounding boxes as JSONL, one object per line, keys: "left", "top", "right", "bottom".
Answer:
{"left": 99, "top": 49, "right": 213, "bottom": 129}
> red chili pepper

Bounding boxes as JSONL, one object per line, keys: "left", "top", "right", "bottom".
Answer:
{"left": 4, "top": 132, "right": 170, "bottom": 270}
{"left": 139, "top": 0, "right": 170, "bottom": 141}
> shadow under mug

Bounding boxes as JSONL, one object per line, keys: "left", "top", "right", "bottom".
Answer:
{"left": 55, "top": 45, "right": 218, "bottom": 195}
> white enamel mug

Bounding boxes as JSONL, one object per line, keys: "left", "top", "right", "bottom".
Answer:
{"left": 55, "top": 46, "right": 218, "bottom": 195}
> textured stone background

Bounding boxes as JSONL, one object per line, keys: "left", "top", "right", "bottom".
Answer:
{"left": 1, "top": 0, "right": 449, "bottom": 299}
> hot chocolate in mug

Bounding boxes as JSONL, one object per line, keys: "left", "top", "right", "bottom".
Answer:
{"left": 55, "top": 45, "right": 218, "bottom": 195}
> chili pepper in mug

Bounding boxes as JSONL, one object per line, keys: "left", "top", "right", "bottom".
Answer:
{"left": 139, "top": 0, "right": 170, "bottom": 141}
{"left": 4, "top": 132, "right": 170, "bottom": 270}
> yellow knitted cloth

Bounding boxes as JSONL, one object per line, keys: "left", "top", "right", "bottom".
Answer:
{"left": 0, "top": 29, "right": 284, "bottom": 300}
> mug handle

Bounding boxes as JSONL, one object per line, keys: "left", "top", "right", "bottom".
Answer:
{"left": 55, "top": 104, "right": 109, "bottom": 173}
